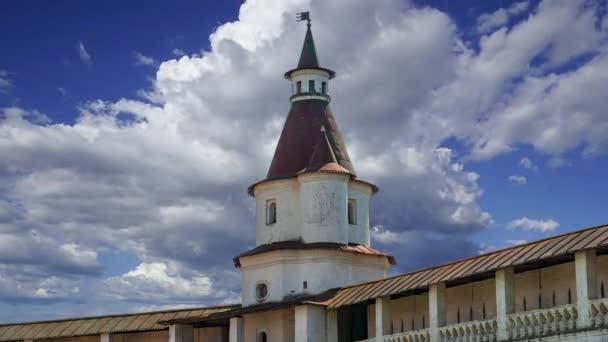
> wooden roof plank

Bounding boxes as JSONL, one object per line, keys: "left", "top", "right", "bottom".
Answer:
{"left": 71, "top": 319, "right": 98, "bottom": 337}
{"left": 98, "top": 316, "right": 123, "bottom": 334}
{"left": 0, "top": 325, "right": 25, "bottom": 341}
{"left": 124, "top": 314, "right": 149, "bottom": 331}
{"left": 60, "top": 320, "right": 87, "bottom": 337}
{"left": 587, "top": 226, "right": 608, "bottom": 248}
{"left": 557, "top": 231, "right": 589, "bottom": 256}
{"left": 525, "top": 238, "right": 557, "bottom": 261}
{"left": 110, "top": 315, "right": 138, "bottom": 333}
{"left": 569, "top": 226, "right": 608, "bottom": 251}
{"left": 84, "top": 317, "right": 113, "bottom": 335}
{"left": 539, "top": 234, "right": 579, "bottom": 258}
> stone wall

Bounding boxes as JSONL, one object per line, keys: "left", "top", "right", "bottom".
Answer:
{"left": 243, "top": 308, "right": 294, "bottom": 342}
{"left": 446, "top": 278, "right": 495, "bottom": 325}
{"left": 514, "top": 262, "right": 576, "bottom": 312}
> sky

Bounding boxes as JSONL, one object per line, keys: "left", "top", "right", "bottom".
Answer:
{"left": 0, "top": 0, "right": 607, "bottom": 323}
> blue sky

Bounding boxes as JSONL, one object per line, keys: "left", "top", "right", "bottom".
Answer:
{"left": 1, "top": 0, "right": 607, "bottom": 322}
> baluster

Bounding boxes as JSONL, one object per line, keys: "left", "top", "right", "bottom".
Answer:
{"left": 571, "top": 307, "right": 578, "bottom": 331}
{"left": 563, "top": 308, "right": 572, "bottom": 332}
{"left": 524, "top": 315, "right": 532, "bottom": 337}
{"left": 508, "top": 316, "right": 516, "bottom": 339}
{"left": 546, "top": 310, "right": 555, "bottom": 335}
{"left": 539, "top": 312, "right": 548, "bottom": 335}
{"left": 515, "top": 316, "right": 523, "bottom": 338}
{"left": 472, "top": 323, "right": 480, "bottom": 342}
{"left": 600, "top": 303, "right": 608, "bottom": 327}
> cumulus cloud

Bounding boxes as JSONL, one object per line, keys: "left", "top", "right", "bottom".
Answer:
{"left": 1, "top": 0, "right": 606, "bottom": 320}
{"left": 172, "top": 48, "right": 186, "bottom": 57}
{"left": 134, "top": 52, "right": 157, "bottom": 66}
{"left": 102, "top": 262, "right": 236, "bottom": 303}
{"left": 519, "top": 157, "right": 538, "bottom": 170}
{"left": 508, "top": 217, "right": 560, "bottom": 232}
{"left": 477, "top": 1, "right": 529, "bottom": 33}
{"left": 77, "top": 41, "right": 92, "bottom": 66}
{"left": 0, "top": 70, "right": 12, "bottom": 94}
{"left": 508, "top": 175, "right": 527, "bottom": 185}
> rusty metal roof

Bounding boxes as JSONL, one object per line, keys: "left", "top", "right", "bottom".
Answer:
{"left": 233, "top": 240, "right": 396, "bottom": 267}
{"left": 249, "top": 100, "right": 356, "bottom": 195}
{"left": 0, "top": 305, "right": 239, "bottom": 341}
{"left": 322, "top": 224, "right": 608, "bottom": 309}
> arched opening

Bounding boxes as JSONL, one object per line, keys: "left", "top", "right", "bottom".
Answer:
{"left": 266, "top": 200, "right": 276, "bottom": 225}
{"left": 348, "top": 199, "right": 356, "bottom": 225}
{"left": 258, "top": 331, "right": 267, "bottom": 342}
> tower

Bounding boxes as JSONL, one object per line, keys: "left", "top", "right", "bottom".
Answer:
{"left": 235, "top": 18, "right": 394, "bottom": 307}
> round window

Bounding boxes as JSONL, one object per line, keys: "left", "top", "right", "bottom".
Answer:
{"left": 255, "top": 281, "right": 269, "bottom": 301}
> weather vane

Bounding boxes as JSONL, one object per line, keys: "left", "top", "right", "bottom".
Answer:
{"left": 296, "top": 11, "right": 311, "bottom": 27}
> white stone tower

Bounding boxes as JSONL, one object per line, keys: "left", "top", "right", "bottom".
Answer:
{"left": 234, "top": 18, "right": 394, "bottom": 307}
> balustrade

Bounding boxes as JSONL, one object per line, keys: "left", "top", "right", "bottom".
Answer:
{"left": 506, "top": 304, "right": 577, "bottom": 339}
{"left": 438, "top": 319, "right": 497, "bottom": 342}
{"left": 359, "top": 300, "right": 608, "bottom": 342}
{"left": 358, "top": 329, "right": 430, "bottom": 342}
{"left": 590, "top": 298, "right": 608, "bottom": 328}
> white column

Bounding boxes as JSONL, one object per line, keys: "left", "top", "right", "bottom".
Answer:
{"left": 100, "top": 333, "right": 112, "bottom": 342}
{"left": 229, "top": 317, "right": 244, "bottom": 342}
{"left": 429, "top": 282, "right": 446, "bottom": 342}
{"left": 375, "top": 296, "right": 391, "bottom": 342}
{"left": 326, "top": 309, "right": 338, "bottom": 342}
{"left": 169, "top": 323, "right": 193, "bottom": 342}
{"left": 495, "top": 267, "right": 515, "bottom": 341}
{"left": 575, "top": 249, "right": 597, "bottom": 328}
{"left": 295, "top": 304, "right": 327, "bottom": 342}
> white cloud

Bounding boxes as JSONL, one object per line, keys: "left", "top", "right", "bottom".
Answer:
{"left": 57, "top": 87, "right": 67, "bottom": 96}
{"left": 1, "top": 0, "right": 607, "bottom": 319}
{"left": 134, "top": 52, "right": 156, "bottom": 66}
{"left": 519, "top": 157, "right": 538, "bottom": 170}
{"left": 77, "top": 41, "right": 92, "bottom": 66}
{"left": 172, "top": 48, "right": 186, "bottom": 57}
{"left": 0, "top": 70, "right": 12, "bottom": 94}
{"left": 508, "top": 217, "right": 560, "bottom": 232}
{"left": 477, "top": 1, "right": 529, "bottom": 33}
{"left": 506, "top": 239, "right": 528, "bottom": 245}
{"left": 508, "top": 175, "right": 527, "bottom": 185}
{"left": 102, "top": 262, "right": 236, "bottom": 303}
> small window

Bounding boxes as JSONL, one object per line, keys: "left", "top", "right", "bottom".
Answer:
{"left": 321, "top": 81, "right": 327, "bottom": 94}
{"left": 296, "top": 81, "right": 302, "bottom": 93}
{"left": 303, "top": 281, "right": 307, "bottom": 289}
{"left": 255, "top": 282, "right": 269, "bottom": 301}
{"left": 348, "top": 199, "right": 356, "bottom": 225}
{"left": 258, "top": 331, "right": 267, "bottom": 342}
{"left": 266, "top": 200, "right": 276, "bottom": 225}
{"left": 309, "top": 80, "right": 315, "bottom": 93}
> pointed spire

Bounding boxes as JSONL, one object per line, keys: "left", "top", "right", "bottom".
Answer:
{"left": 297, "top": 24, "right": 320, "bottom": 69}
{"left": 284, "top": 16, "right": 335, "bottom": 80}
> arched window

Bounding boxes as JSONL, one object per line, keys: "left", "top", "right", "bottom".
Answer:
{"left": 266, "top": 200, "right": 276, "bottom": 225}
{"left": 258, "top": 331, "right": 267, "bottom": 342}
{"left": 309, "top": 80, "right": 315, "bottom": 93}
{"left": 348, "top": 199, "right": 356, "bottom": 225}
{"left": 321, "top": 81, "right": 327, "bottom": 94}
{"left": 296, "top": 81, "right": 302, "bottom": 93}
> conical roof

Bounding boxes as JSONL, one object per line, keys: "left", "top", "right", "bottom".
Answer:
{"left": 265, "top": 100, "right": 356, "bottom": 180}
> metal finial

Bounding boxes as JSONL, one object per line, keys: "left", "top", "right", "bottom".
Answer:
{"left": 296, "top": 11, "right": 311, "bottom": 27}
